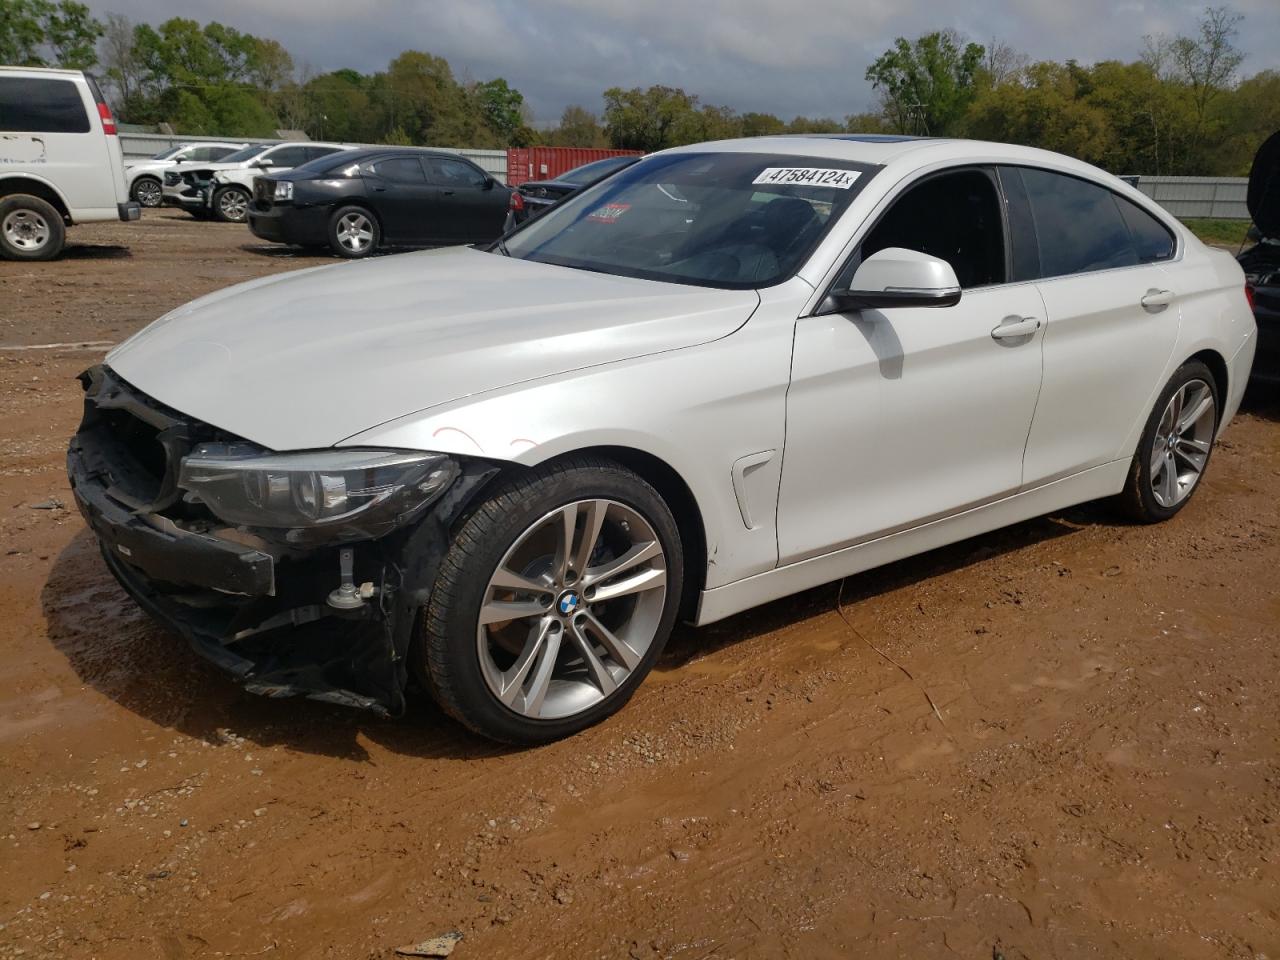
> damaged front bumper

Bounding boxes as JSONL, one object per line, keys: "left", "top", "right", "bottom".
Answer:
{"left": 67, "top": 365, "right": 498, "bottom": 716}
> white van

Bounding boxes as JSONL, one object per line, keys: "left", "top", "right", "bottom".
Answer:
{"left": 0, "top": 66, "right": 139, "bottom": 261}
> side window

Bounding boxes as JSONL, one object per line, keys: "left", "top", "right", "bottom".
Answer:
{"left": 1116, "top": 195, "right": 1176, "bottom": 262}
{"left": 1019, "top": 168, "right": 1139, "bottom": 278}
{"left": 265, "top": 146, "right": 310, "bottom": 167}
{"left": 306, "top": 146, "right": 342, "bottom": 162}
{"left": 430, "top": 158, "right": 488, "bottom": 189}
{"left": 371, "top": 157, "right": 427, "bottom": 183}
{"left": 208, "top": 147, "right": 238, "bottom": 161}
{"left": 843, "top": 168, "right": 1006, "bottom": 290}
{"left": 0, "top": 77, "right": 90, "bottom": 134}
{"left": 187, "top": 147, "right": 219, "bottom": 161}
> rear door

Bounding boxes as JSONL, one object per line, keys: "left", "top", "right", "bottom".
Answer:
{"left": 0, "top": 73, "right": 115, "bottom": 217}
{"left": 426, "top": 156, "right": 507, "bottom": 241}
{"left": 1004, "top": 166, "right": 1182, "bottom": 486}
{"left": 361, "top": 156, "right": 443, "bottom": 242}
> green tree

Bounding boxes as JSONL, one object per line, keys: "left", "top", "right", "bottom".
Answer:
{"left": 551, "top": 105, "right": 605, "bottom": 146}
{"left": 964, "top": 61, "right": 1113, "bottom": 166}
{"left": 475, "top": 78, "right": 524, "bottom": 144}
{"left": 0, "top": 0, "right": 101, "bottom": 69}
{"left": 740, "top": 112, "right": 785, "bottom": 137}
{"left": 602, "top": 85, "right": 700, "bottom": 150}
{"left": 866, "top": 30, "right": 985, "bottom": 135}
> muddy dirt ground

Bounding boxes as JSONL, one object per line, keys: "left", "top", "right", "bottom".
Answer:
{"left": 1, "top": 213, "right": 1279, "bottom": 960}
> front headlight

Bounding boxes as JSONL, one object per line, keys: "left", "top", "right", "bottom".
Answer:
{"left": 273, "top": 181, "right": 293, "bottom": 201}
{"left": 178, "top": 444, "right": 458, "bottom": 542}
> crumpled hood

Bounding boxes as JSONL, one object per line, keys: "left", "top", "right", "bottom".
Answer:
{"left": 1249, "top": 130, "right": 1280, "bottom": 240}
{"left": 107, "top": 247, "right": 758, "bottom": 450}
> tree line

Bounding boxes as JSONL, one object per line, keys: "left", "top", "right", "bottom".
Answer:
{"left": 1, "top": 0, "right": 1275, "bottom": 175}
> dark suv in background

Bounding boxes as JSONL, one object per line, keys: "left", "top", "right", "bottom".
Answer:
{"left": 1241, "top": 130, "right": 1278, "bottom": 382}
{"left": 249, "top": 148, "right": 511, "bottom": 257}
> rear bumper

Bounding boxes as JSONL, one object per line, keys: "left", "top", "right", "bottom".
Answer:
{"left": 118, "top": 201, "right": 141, "bottom": 222}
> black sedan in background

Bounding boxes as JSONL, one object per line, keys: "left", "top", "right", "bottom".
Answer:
{"left": 248, "top": 148, "right": 511, "bottom": 258}
{"left": 509, "top": 154, "right": 640, "bottom": 224}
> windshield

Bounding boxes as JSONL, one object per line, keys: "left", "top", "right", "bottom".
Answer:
{"left": 558, "top": 156, "right": 635, "bottom": 185}
{"left": 503, "top": 152, "right": 877, "bottom": 289}
{"left": 218, "top": 144, "right": 270, "bottom": 164}
{"left": 149, "top": 146, "right": 183, "bottom": 160}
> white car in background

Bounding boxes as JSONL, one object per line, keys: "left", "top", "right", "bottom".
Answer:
{"left": 0, "top": 66, "right": 138, "bottom": 260}
{"left": 69, "top": 136, "right": 1256, "bottom": 743}
{"left": 124, "top": 141, "right": 246, "bottom": 208}
{"left": 161, "top": 141, "right": 349, "bottom": 222}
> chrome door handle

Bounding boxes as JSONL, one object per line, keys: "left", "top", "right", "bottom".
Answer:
{"left": 990, "top": 316, "right": 1041, "bottom": 340}
{"left": 1141, "top": 289, "right": 1175, "bottom": 309}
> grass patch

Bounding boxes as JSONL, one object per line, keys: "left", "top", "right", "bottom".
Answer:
{"left": 1180, "top": 218, "right": 1251, "bottom": 247}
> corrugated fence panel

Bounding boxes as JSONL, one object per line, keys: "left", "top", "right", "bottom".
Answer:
{"left": 507, "top": 147, "right": 643, "bottom": 186}
{"left": 120, "top": 133, "right": 508, "bottom": 180}
{"left": 1134, "top": 176, "right": 1251, "bottom": 220}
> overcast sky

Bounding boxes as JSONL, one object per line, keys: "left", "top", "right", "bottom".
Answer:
{"left": 87, "top": 0, "right": 1280, "bottom": 125}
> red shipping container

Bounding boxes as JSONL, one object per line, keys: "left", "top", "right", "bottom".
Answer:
{"left": 506, "top": 146, "right": 642, "bottom": 186}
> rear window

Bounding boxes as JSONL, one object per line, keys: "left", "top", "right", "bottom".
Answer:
{"left": 0, "top": 77, "right": 90, "bottom": 134}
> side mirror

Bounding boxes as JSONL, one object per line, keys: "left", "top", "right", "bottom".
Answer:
{"left": 253, "top": 160, "right": 271, "bottom": 168}
{"left": 483, "top": 177, "right": 496, "bottom": 190}
{"left": 828, "top": 247, "right": 961, "bottom": 312}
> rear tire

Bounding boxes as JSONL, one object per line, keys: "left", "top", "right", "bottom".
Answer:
{"left": 213, "top": 186, "right": 251, "bottom": 223}
{"left": 328, "top": 205, "right": 380, "bottom": 258}
{"left": 131, "top": 176, "right": 163, "bottom": 207}
{"left": 0, "top": 195, "right": 65, "bottom": 261}
{"left": 417, "top": 457, "right": 684, "bottom": 744}
{"left": 1120, "top": 360, "right": 1220, "bottom": 523}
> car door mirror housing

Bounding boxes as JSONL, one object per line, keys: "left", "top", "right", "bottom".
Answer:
{"left": 828, "top": 247, "right": 962, "bottom": 311}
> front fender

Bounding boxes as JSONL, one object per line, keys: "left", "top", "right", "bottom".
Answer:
{"left": 339, "top": 314, "right": 799, "bottom": 589}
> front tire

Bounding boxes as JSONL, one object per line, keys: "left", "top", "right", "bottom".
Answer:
{"left": 131, "top": 176, "right": 163, "bottom": 207}
{"left": 213, "top": 186, "right": 250, "bottom": 223}
{"left": 1120, "top": 360, "right": 1220, "bottom": 523}
{"left": 0, "top": 195, "right": 65, "bottom": 261}
{"left": 328, "top": 206, "right": 380, "bottom": 258}
{"left": 418, "top": 458, "right": 684, "bottom": 744}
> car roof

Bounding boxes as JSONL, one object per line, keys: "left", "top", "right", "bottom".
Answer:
{"left": 662, "top": 135, "right": 1141, "bottom": 190}
{"left": 0, "top": 65, "right": 86, "bottom": 78}
{"left": 319, "top": 147, "right": 473, "bottom": 163}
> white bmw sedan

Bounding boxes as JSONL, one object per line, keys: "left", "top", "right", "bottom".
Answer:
{"left": 68, "top": 135, "right": 1257, "bottom": 743}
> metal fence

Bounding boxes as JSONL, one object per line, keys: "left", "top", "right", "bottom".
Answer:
{"left": 119, "top": 132, "right": 508, "bottom": 180}
{"left": 1132, "top": 176, "right": 1251, "bottom": 220}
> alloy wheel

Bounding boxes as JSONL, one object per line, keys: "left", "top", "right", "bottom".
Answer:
{"left": 218, "top": 189, "right": 249, "bottom": 221}
{"left": 1149, "top": 378, "right": 1216, "bottom": 508}
{"left": 337, "top": 212, "right": 374, "bottom": 253}
{"left": 476, "top": 499, "right": 668, "bottom": 720}
{"left": 135, "top": 180, "right": 162, "bottom": 207}
{"left": 2, "top": 209, "right": 51, "bottom": 252}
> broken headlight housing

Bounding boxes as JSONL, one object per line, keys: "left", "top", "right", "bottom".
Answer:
{"left": 178, "top": 444, "right": 459, "bottom": 543}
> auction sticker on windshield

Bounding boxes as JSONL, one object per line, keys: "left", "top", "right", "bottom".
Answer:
{"left": 752, "top": 168, "right": 861, "bottom": 189}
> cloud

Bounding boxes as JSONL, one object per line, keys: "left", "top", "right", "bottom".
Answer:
{"left": 92, "top": 0, "right": 1279, "bottom": 123}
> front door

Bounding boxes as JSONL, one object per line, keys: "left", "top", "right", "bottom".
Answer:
{"left": 427, "top": 157, "right": 508, "bottom": 241}
{"left": 777, "top": 167, "right": 1046, "bottom": 563}
{"left": 362, "top": 156, "right": 442, "bottom": 243}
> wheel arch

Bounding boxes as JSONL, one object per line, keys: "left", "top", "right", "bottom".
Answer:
{"left": 0, "top": 175, "right": 71, "bottom": 221}
{"left": 1186, "top": 348, "right": 1229, "bottom": 417}
{"left": 502, "top": 444, "right": 709, "bottom": 622}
